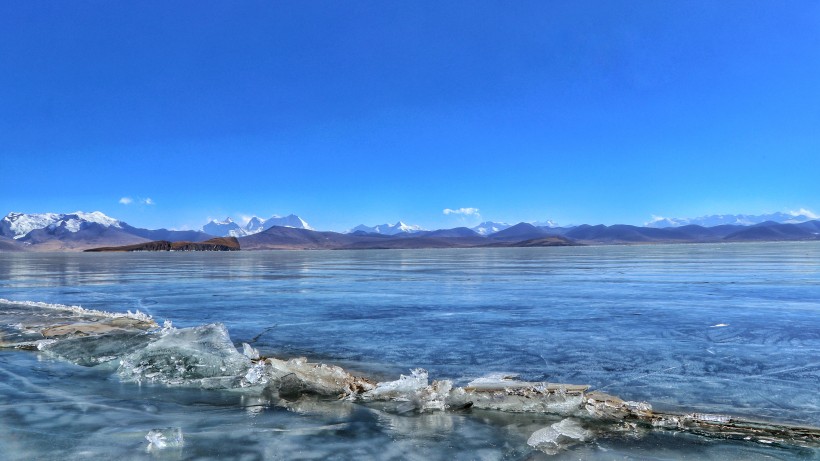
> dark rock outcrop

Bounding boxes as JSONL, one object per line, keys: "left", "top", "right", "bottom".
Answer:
{"left": 85, "top": 237, "right": 240, "bottom": 252}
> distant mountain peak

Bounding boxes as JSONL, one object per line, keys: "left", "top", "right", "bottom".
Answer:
{"left": 532, "top": 219, "right": 559, "bottom": 228}
{"left": 203, "top": 217, "right": 245, "bottom": 237}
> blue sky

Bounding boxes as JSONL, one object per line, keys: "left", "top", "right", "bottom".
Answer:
{"left": 2, "top": 1, "right": 819, "bottom": 231}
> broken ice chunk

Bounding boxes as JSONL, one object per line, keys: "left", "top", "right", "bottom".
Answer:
{"left": 527, "top": 418, "right": 592, "bottom": 455}
{"left": 361, "top": 369, "right": 452, "bottom": 412}
{"left": 264, "top": 357, "right": 375, "bottom": 399}
{"left": 145, "top": 427, "right": 184, "bottom": 451}
{"left": 118, "top": 323, "right": 251, "bottom": 388}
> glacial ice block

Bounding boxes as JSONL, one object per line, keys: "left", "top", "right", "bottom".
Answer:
{"left": 118, "top": 323, "right": 251, "bottom": 388}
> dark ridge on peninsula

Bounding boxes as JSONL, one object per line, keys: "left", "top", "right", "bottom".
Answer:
{"left": 85, "top": 237, "right": 240, "bottom": 252}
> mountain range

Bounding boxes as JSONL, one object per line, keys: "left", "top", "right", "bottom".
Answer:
{"left": 0, "top": 212, "right": 212, "bottom": 251}
{"left": 1, "top": 211, "right": 818, "bottom": 252}
{"left": 646, "top": 211, "right": 818, "bottom": 228}
{"left": 202, "top": 214, "right": 312, "bottom": 237}
{"left": 348, "top": 221, "right": 425, "bottom": 235}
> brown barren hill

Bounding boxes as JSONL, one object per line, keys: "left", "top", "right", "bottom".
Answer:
{"left": 85, "top": 237, "right": 240, "bottom": 252}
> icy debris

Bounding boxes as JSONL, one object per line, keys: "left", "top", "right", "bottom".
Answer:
{"left": 41, "top": 316, "right": 156, "bottom": 338}
{"left": 527, "top": 418, "right": 592, "bottom": 455}
{"left": 118, "top": 323, "right": 251, "bottom": 388}
{"left": 242, "top": 342, "right": 260, "bottom": 360}
{"left": 0, "top": 299, "right": 154, "bottom": 323}
{"left": 363, "top": 368, "right": 429, "bottom": 400}
{"left": 265, "top": 357, "right": 375, "bottom": 399}
{"left": 145, "top": 427, "right": 184, "bottom": 451}
{"left": 687, "top": 413, "right": 732, "bottom": 424}
{"left": 461, "top": 375, "right": 588, "bottom": 414}
{"left": 585, "top": 391, "right": 653, "bottom": 420}
{"left": 362, "top": 369, "right": 453, "bottom": 412}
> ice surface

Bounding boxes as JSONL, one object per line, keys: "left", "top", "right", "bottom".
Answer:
{"left": 118, "top": 323, "right": 251, "bottom": 388}
{"left": 3, "top": 286, "right": 820, "bottom": 458}
{"left": 527, "top": 418, "right": 592, "bottom": 455}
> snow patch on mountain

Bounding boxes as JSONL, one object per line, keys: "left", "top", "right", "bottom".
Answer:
{"left": 0, "top": 212, "right": 123, "bottom": 239}
{"left": 348, "top": 221, "right": 424, "bottom": 235}
{"left": 260, "top": 214, "right": 313, "bottom": 231}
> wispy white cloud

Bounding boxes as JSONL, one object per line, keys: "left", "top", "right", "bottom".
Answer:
{"left": 443, "top": 207, "right": 480, "bottom": 216}
{"left": 119, "top": 196, "right": 154, "bottom": 206}
{"left": 790, "top": 208, "right": 818, "bottom": 219}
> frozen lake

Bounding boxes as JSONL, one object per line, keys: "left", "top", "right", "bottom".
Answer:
{"left": 1, "top": 243, "right": 819, "bottom": 459}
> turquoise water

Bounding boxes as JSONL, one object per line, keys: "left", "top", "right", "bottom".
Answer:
{"left": 1, "top": 243, "right": 819, "bottom": 459}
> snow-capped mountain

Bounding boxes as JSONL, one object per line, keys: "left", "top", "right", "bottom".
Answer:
{"left": 203, "top": 218, "right": 246, "bottom": 238}
{"left": 0, "top": 211, "right": 123, "bottom": 239}
{"left": 201, "top": 214, "right": 313, "bottom": 237}
{"left": 471, "top": 221, "right": 511, "bottom": 236}
{"left": 260, "top": 214, "right": 313, "bottom": 231}
{"left": 349, "top": 221, "right": 424, "bottom": 235}
{"left": 646, "top": 210, "right": 818, "bottom": 228}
